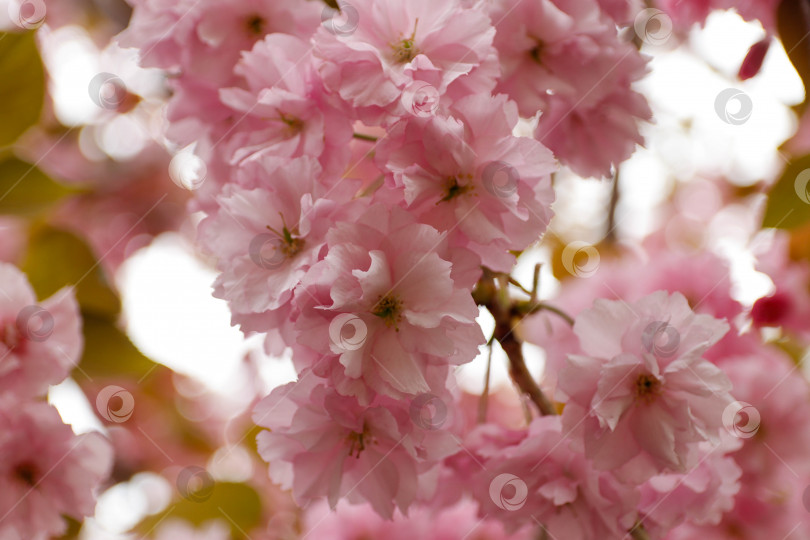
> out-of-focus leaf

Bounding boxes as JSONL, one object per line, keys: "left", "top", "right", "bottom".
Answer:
{"left": 23, "top": 226, "right": 121, "bottom": 318}
{"left": 762, "top": 153, "right": 810, "bottom": 229}
{"left": 0, "top": 158, "right": 76, "bottom": 215}
{"left": 789, "top": 220, "right": 810, "bottom": 260}
{"left": 79, "top": 314, "right": 157, "bottom": 379}
{"left": 772, "top": 336, "right": 807, "bottom": 366}
{"left": 778, "top": 0, "right": 810, "bottom": 111}
{"left": 137, "top": 483, "right": 262, "bottom": 539}
{"left": 0, "top": 32, "right": 45, "bottom": 145}
{"left": 54, "top": 516, "right": 82, "bottom": 539}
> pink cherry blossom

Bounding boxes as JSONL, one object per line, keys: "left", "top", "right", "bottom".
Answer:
{"left": 304, "top": 498, "right": 534, "bottom": 540}
{"left": 292, "top": 205, "right": 484, "bottom": 399}
{"left": 638, "top": 439, "right": 742, "bottom": 536}
{"left": 313, "top": 0, "right": 499, "bottom": 123}
{"left": 522, "top": 242, "right": 744, "bottom": 394}
{"left": 198, "top": 155, "right": 362, "bottom": 317}
{"left": 0, "top": 263, "right": 82, "bottom": 399}
{"left": 557, "top": 291, "right": 733, "bottom": 481}
{"left": 721, "top": 348, "right": 810, "bottom": 491}
{"left": 253, "top": 373, "right": 455, "bottom": 519}
{"left": 0, "top": 218, "right": 26, "bottom": 265}
{"left": 597, "top": 0, "right": 644, "bottom": 22}
{"left": 487, "top": 0, "right": 651, "bottom": 177}
{"left": 119, "top": 0, "right": 320, "bottom": 82}
{"left": 664, "top": 478, "right": 810, "bottom": 539}
{"left": 380, "top": 94, "right": 556, "bottom": 270}
{"left": 750, "top": 232, "right": 810, "bottom": 341}
{"left": 153, "top": 519, "right": 231, "bottom": 540}
{"left": 488, "top": 0, "right": 610, "bottom": 116}
{"left": 656, "top": 0, "right": 779, "bottom": 33}
{"left": 117, "top": 0, "right": 206, "bottom": 71}
{"left": 106, "top": 0, "right": 810, "bottom": 536}
{"left": 653, "top": 0, "right": 713, "bottom": 31}
{"left": 470, "top": 416, "right": 639, "bottom": 539}
{"left": 118, "top": 0, "right": 322, "bottom": 200}
{"left": 219, "top": 33, "right": 353, "bottom": 177}
{"left": 534, "top": 89, "right": 652, "bottom": 178}
{"left": 0, "top": 400, "right": 112, "bottom": 539}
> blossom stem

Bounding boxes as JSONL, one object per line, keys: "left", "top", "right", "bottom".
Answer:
{"left": 531, "top": 302, "right": 574, "bottom": 327}
{"left": 501, "top": 330, "right": 556, "bottom": 416}
{"left": 352, "top": 132, "right": 378, "bottom": 142}
{"left": 477, "top": 338, "right": 494, "bottom": 423}
{"left": 606, "top": 166, "right": 620, "bottom": 243}
{"left": 476, "top": 270, "right": 556, "bottom": 416}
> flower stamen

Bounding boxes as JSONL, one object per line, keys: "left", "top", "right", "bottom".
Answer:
{"left": 245, "top": 14, "right": 265, "bottom": 35}
{"left": 372, "top": 294, "right": 403, "bottom": 328}
{"left": 14, "top": 462, "right": 38, "bottom": 486}
{"left": 266, "top": 213, "right": 305, "bottom": 258}
{"left": 529, "top": 39, "right": 545, "bottom": 64}
{"left": 437, "top": 175, "right": 474, "bottom": 204}
{"left": 635, "top": 373, "right": 662, "bottom": 403}
{"left": 346, "top": 424, "right": 375, "bottom": 458}
{"left": 391, "top": 19, "right": 420, "bottom": 63}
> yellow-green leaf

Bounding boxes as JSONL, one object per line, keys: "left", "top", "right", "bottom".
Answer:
{"left": 79, "top": 313, "right": 157, "bottom": 379}
{"left": 0, "top": 31, "right": 45, "bottom": 145}
{"left": 763, "top": 153, "right": 810, "bottom": 229}
{"left": 54, "top": 516, "right": 82, "bottom": 539}
{"left": 137, "top": 483, "right": 262, "bottom": 539}
{"left": 23, "top": 226, "right": 121, "bottom": 318}
{"left": 0, "top": 158, "right": 76, "bottom": 215}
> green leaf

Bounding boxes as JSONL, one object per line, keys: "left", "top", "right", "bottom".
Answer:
{"left": 0, "top": 158, "right": 76, "bottom": 215}
{"left": 137, "top": 483, "right": 263, "bottom": 539}
{"left": 23, "top": 226, "right": 121, "bottom": 318}
{"left": 0, "top": 31, "right": 45, "bottom": 146}
{"left": 54, "top": 516, "right": 82, "bottom": 539}
{"left": 79, "top": 313, "right": 157, "bottom": 379}
{"left": 778, "top": 0, "right": 810, "bottom": 111}
{"left": 763, "top": 153, "right": 810, "bottom": 229}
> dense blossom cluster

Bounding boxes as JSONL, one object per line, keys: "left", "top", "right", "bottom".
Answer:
{"left": 4, "top": 0, "right": 804, "bottom": 537}
{"left": 115, "top": 0, "right": 810, "bottom": 537}
{"left": 0, "top": 264, "right": 112, "bottom": 539}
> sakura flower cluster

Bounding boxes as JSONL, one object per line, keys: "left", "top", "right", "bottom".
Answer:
{"left": 116, "top": 0, "right": 810, "bottom": 538}
{"left": 0, "top": 264, "right": 112, "bottom": 539}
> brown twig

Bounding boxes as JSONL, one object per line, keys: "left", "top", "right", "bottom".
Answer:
{"left": 475, "top": 270, "right": 650, "bottom": 539}
{"left": 606, "top": 166, "right": 620, "bottom": 243}
{"left": 477, "top": 338, "right": 494, "bottom": 423}
{"left": 474, "top": 270, "right": 555, "bottom": 416}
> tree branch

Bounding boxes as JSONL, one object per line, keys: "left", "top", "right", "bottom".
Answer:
{"left": 475, "top": 270, "right": 556, "bottom": 416}
{"left": 606, "top": 166, "right": 620, "bottom": 243}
